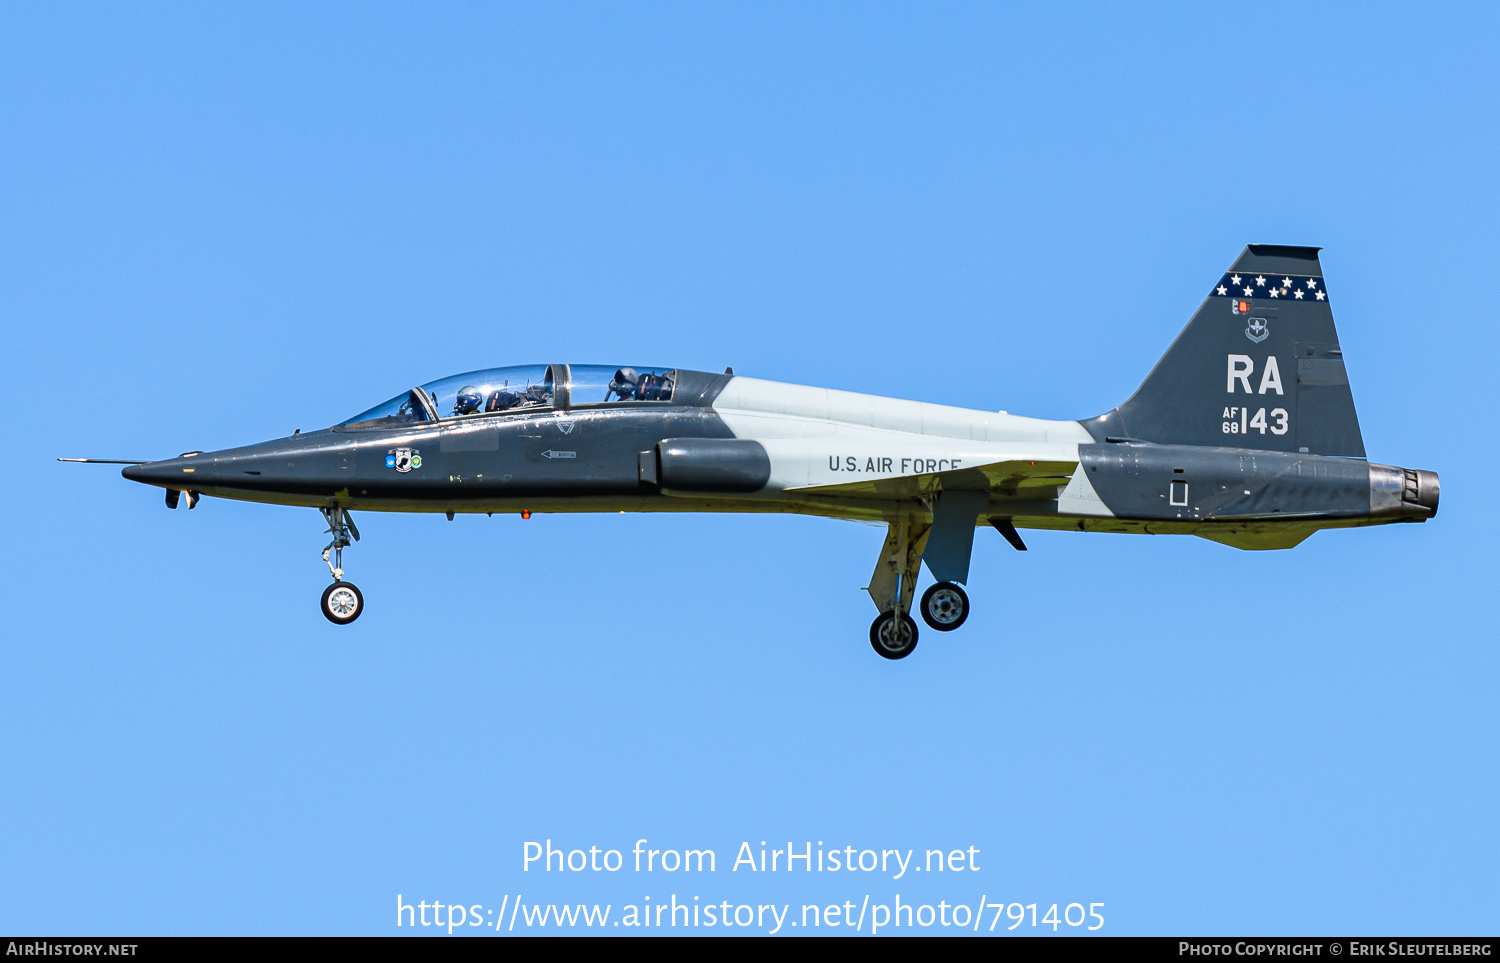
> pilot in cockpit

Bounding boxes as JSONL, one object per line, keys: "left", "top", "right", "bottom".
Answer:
{"left": 609, "top": 367, "right": 640, "bottom": 401}
{"left": 454, "top": 386, "right": 484, "bottom": 416}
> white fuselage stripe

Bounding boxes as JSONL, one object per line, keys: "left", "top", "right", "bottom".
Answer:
{"left": 712, "top": 376, "right": 1095, "bottom": 498}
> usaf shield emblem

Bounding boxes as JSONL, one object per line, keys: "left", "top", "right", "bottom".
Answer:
{"left": 1244, "top": 317, "right": 1269, "bottom": 344}
{"left": 386, "top": 448, "right": 421, "bottom": 472}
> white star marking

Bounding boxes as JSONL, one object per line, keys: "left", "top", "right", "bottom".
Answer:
{"left": 1294, "top": 289, "right": 1304, "bottom": 299}
{"left": 1216, "top": 285, "right": 1228, "bottom": 295}
{"left": 1307, "top": 278, "right": 1317, "bottom": 289}
{"left": 1255, "top": 276, "right": 1266, "bottom": 286}
{"left": 1269, "top": 289, "right": 1279, "bottom": 297}
{"left": 1243, "top": 286, "right": 1253, "bottom": 296}
{"left": 1282, "top": 277, "right": 1292, "bottom": 287}
{"left": 1315, "top": 291, "right": 1325, "bottom": 300}
{"left": 1231, "top": 275, "right": 1242, "bottom": 285}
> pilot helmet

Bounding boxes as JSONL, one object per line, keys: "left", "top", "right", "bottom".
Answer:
{"left": 609, "top": 367, "right": 639, "bottom": 399}
{"left": 454, "top": 386, "right": 483, "bottom": 415}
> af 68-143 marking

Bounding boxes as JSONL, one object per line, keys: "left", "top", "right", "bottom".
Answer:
{"left": 1222, "top": 406, "right": 1289, "bottom": 436}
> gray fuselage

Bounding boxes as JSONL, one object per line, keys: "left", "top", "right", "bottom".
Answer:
{"left": 122, "top": 365, "right": 1438, "bottom": 552}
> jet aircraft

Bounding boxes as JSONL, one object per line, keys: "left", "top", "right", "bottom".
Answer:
{"left": 64, "top": 246, "right": 1438, "bottom": 659}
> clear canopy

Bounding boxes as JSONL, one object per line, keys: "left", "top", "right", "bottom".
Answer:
{"left": 423, "top": 365, "right": 555, "bottom": 419}
{"left": 568, "top": 365, "right": 676, "bottom": 405}
{"left": 337, "top": 388, "right": 431, "bottom": 429}
{"left": 338, "top": 364, "right": 676, "bottom": 428}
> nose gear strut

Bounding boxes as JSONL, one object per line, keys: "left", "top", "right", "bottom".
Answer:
{"left": 318, "top": 506, "right": 364, "bottom": 624}
{"left": 320, "top": 506, "right": 359, "bottom": 580}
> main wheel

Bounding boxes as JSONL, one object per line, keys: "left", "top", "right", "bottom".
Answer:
{"left": 869, "top": 611, "right": 919, "bottom": 660}
{"left": 920, "top": 581, "right": 970, "bottom": 631}
{"left": 321, "top": 581, "right": 364, "bottom": 624}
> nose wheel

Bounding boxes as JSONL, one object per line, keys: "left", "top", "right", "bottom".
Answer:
{"left": 318, "top": 506, "right": 363, "bottom": 624}
{"left": 919, "top": 581, "right": 970, "bottom": 631}
{"left": 321, "top": 581, "right": 364, "bottom": 624}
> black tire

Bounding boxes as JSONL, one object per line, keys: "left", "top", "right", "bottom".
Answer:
{"left": 869, "top": 611, "right": 919, "bottom": 660}
{"left": 920, "top": 581, "right": 969, "bottom": 632}
{"left": 321, "top": 581, "right": 364, "bottom": 625}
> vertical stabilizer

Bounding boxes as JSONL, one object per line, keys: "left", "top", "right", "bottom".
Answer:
{"left": 1082, "top": 245, "right": 1365, "bottom": 458}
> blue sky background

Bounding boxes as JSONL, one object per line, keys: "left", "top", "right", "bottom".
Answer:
{"left": 3, "top": 2, "right": 1496, "bottom": 936}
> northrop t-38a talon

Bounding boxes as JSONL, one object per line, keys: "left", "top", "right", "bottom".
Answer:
{"left": 66, "top": 246, "right": 1438, "bottom": 659}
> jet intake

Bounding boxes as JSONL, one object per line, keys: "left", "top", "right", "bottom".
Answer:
{"left": 1369, "top": 464, "right": 1439, "bottom": 519}
{"left": 647, "top": 438, "right": 771, "bottom": 493}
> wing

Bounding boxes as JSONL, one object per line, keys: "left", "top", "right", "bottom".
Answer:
{"left": 785, "top": 458, "right": 1076, "bottom": 500}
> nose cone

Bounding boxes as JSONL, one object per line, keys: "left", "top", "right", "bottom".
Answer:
{"left": 118, "top": 431, "right": 362, "bottom": 503}
{"left": 122, "top": 457, "right": 200, "bottom": 488}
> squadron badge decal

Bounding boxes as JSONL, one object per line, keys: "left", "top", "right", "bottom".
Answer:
{"left": 1245, "top": 317, "right": 1270, "bottom": 343}
{"left": 386, "top": 448, "right": 422, "bottom": 472}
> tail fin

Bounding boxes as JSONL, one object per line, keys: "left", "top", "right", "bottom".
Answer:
{"left": 1082, "top": 245, "right": 1365, "bottom": 458}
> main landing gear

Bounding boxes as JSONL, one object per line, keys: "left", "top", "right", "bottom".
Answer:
{"left": 920, "top": 581, "right": 970, "bottom": 632}
{"left": 871, "top": 580, "right": 970, "bottom": 659}
{"left": 866, "top": 518, "right": 929, "bottom": 660}
{"left": 319, "top": 505, "right": 363, "bottom": 624}
{"left": 870, "top": 611, "right": 920, "bottom": 660}
{"left": 869, "top": 579, "right": 971, "bottom": 659}
{"left": 866, "top": 504, "right": 997, "bottom": 659}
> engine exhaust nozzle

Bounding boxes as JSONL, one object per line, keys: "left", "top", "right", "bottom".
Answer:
{"left": 1370, "top": 464, "right": 1439, "bottom": 519}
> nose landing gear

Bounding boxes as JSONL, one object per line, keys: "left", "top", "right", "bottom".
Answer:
{"left": 319, "top": 506, "right": 363, "bottom": 624}
{"left": 321, "top": 581, "right": 363, "bottom": 624}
